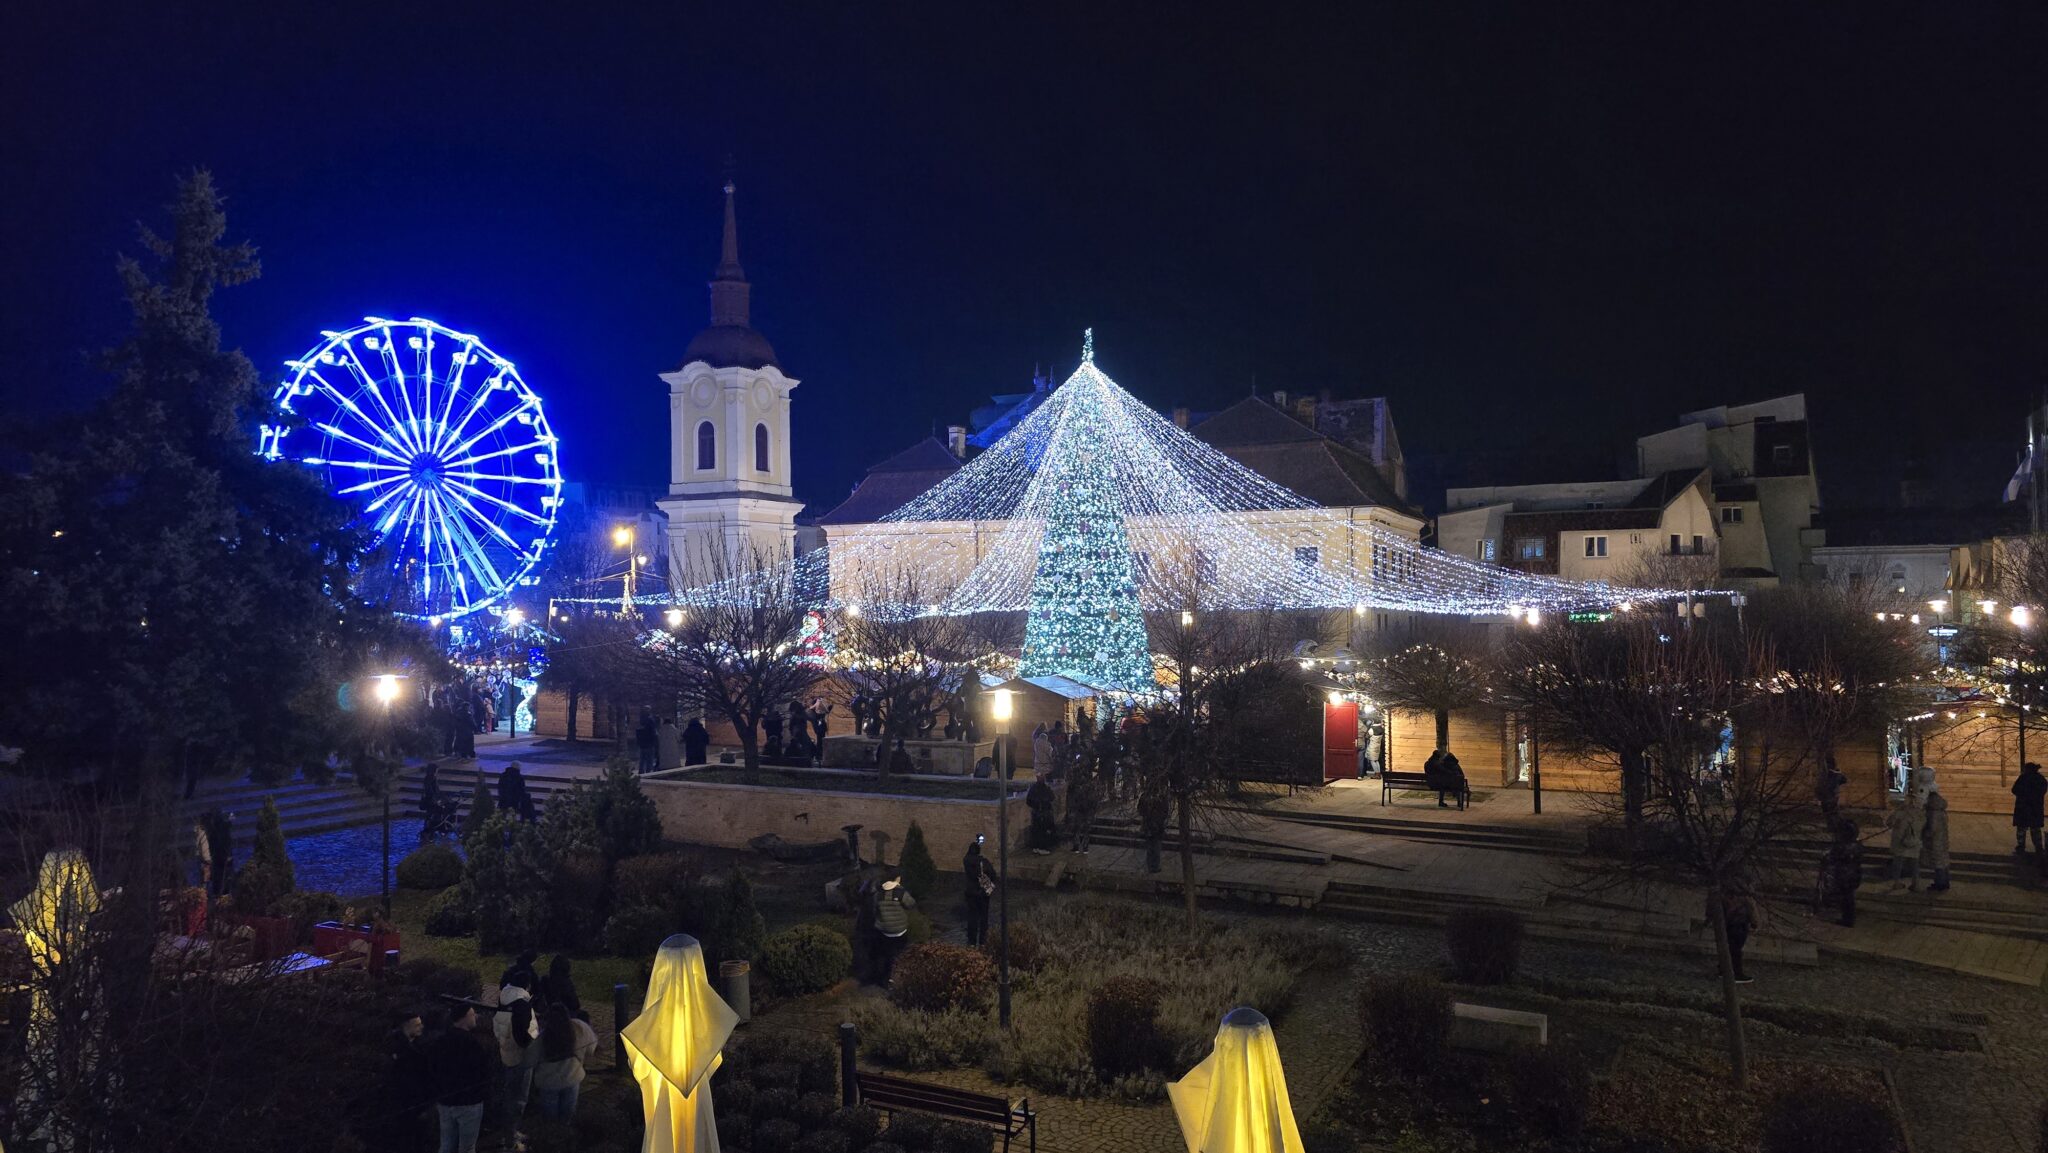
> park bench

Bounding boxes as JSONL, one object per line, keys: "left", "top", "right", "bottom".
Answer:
{"left": 855, "top": 1070, "right": 1036, "bottom": 1153}
{"left": 1379, "top": 771, "right": 1469, "bottom": 810}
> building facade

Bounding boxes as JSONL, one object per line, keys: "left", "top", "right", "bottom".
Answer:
{"left": 1437, "top": 469, "right": 1718, "bottom": 585}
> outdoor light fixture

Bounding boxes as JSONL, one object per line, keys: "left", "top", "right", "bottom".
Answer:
{"left": 1181, "top": 610, "right": 1194, "bottom": 628}
{"left": 1928, "top": 599, "right": 1948, "bottom": 613}
{"left": 1980, "top": 600, "right": 1998, "bottom": 615}
{"left": 505, "top": 608, "right": 526, "bottom": 628}
{"left": 372, "top": 674, "right": 401, "bottom": 706}
{"left": 2014, "top": 606, "right": 2034, "bottom": 629}
{"left": 612, "top": 525, "right": 633, "bottom": 547}
{"left": 1327, "top": 690, "right": 1344, "bottom": 707}
{"left": 665, "top": 608, "right": 685, "bottom": 627}
{"left": 846, "top": 603, "right": 862, "bottom": 618}
{"left": 1525, "top": 607, "right": 1541, "bottom": 626}
{"left": 1910, "top": 614, "right": 1921, "bottom": 625}
{"left": 1875, "top": 612, "right": 1887, "bottom": 622}
{"left": 990, "top": 688, "right": 1014, "bottom": 726}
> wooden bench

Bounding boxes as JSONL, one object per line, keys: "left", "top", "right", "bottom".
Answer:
{"left": 1380, "top": 771, "right": 1469, "bottom": 810}
{"left": 856, "top": 1070, "right": 1035, "bottom": 1153}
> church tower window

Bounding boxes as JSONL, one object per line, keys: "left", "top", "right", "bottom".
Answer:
{"left": 696, "top": 421, "right": 716, "bottom": 470}
{"left": 755, "top": 423, "right": 770, "bottom": 472}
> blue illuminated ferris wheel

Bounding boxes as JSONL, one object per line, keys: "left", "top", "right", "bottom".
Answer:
{"left": 258, "top": 317, "right": 564, "bottom": 619}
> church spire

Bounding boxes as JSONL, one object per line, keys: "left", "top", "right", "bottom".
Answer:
{"left": 708, "top": 181, "right": 751, "bottom": 328}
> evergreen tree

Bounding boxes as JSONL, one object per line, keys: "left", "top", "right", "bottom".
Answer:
{"left": 897, "top": 821, "right": 938, "bottom": 900}
{"left": 711, "top": 869, "right": 766, "bottom": 962}
{"left": 233, "top": 797, "right": 296, "bottom": 915}
{"left": 461, "top": 773, "right": 496, "bottom": 843}
{"left": 0, "top": 172, "right": 421, "bottom": 794}
{"left": 1018, "top": 379, "right": 1152, "bottom": 689}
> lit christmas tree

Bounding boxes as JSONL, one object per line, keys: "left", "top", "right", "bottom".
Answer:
{"left": 1019, "top": 335, "right": 1154, "bottom": 689}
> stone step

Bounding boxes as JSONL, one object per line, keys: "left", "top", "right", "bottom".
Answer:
{"left": 1240, "top": 808, "right": 1584, "bottom": 855}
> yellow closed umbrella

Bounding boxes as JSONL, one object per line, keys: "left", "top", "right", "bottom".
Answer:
{"left": 622, "top": 933, "right": 740, "bottom": 1153}
{"left": 1168, "top": 1007, "right": 1306, "bottom": 1153}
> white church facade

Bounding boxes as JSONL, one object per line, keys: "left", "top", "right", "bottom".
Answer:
{"left": 658, "top": 184, "right": 803, "bottom": 582}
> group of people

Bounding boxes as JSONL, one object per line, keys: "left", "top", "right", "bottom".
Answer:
{"left": 386, "top": 952, "right": 596, "bottom": 1153}
{"left": 431, "top": 677, "right": 513, "bottom": 760}
{"left": 634, "top": 711, "right": 712, "bottom": 772}
{"left": 1812, "top": 758, "right": 1956, "bottom": 930}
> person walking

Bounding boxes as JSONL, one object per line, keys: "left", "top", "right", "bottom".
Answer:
{"left": 531, "top": 1002, "right": 597, "bottom": 1121}
{"left": 1138, "top": 776, "right": 1169, "bottom": 874}
{"left": 1818, "top": 819, "right": 1865, "bottom": 927}
{"left": 962, "top": 838, "right": 997, "bottom": 947}
{"left": 1025, "top": 776, "right": 1058, "bottom": 854}
{"left": 2013, "top": 761, "right": 2046, "bottom": 856}
{"left": 427, "top": 1005, "right": 493, "bottom": 1153}
{"left": 1715, "top": 885, "right": 1757, "bottom": 984}
{"left": 635, "top": 710, "right": 659, "bottom": 774}
{"left": 1885, "top": 793, "right": 1925, "bottom": 891}
{"left": 418, "top": 761, "right": 443, "bottom": 821}
{"left": 682, "top": 717, "right": 710, "bottom": 766}
{"left": 496, "top": 764, "right": 534, "bottom": 823}
{"left": 1923, "top": 787, "right": 1953, "bottom": 892}
{"left": 873, "top": 876, "right": 916, "bottom": 982}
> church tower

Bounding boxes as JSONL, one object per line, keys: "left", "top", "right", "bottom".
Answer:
{"left": 657, "top": 183, "right": 801, "bottom": 584}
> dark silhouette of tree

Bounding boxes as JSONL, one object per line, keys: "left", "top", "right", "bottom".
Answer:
{"left": 1367, "top": 617, "right": 1496, "bottom": 750}
{"left": 833, "top": 570, "right": 988, "bottom": 774}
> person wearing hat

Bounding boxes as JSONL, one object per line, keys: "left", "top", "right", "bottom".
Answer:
{"left": 873, "top": 874, "right": 917, "bottom": 982}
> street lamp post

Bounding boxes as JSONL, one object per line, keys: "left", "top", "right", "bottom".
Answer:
{"left": 990, "top": 687, "right": 1014, "bottom": 1028}
{"left": 613, "top": 524, "right": 637, "bottom": 612}
{"left": 373, "top": 674, "right": 402, "bottom": 917}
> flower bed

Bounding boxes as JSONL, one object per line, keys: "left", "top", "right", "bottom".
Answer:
{"left": 855, "top": 897, "right": 1343, "bottom": 1100}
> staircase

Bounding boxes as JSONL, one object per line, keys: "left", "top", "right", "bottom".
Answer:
{"left": 1234, "top": 806, "right": 1587, "bottom": 857}
{"left": 180, "top": 764, "right": 588, "bottom": 851}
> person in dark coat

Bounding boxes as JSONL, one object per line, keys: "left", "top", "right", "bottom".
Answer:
{"left": 808, "top": 698, "right": 832, "bottom": 749}
{"left": 635, "top": 710, "right": 658, "bottom": 773}
{"left": 1815, "top": 755, "right": 1848, "bottom": 819}
{"left": 1025, "top": 777, "right": 1058, "bottom": 853}
{"left": 682, "top": 718, "right": 710, "bottom": 766}
{"left": 207, "top": 810, "right": 235, "bottom": 896}
{"left": 962, "top": 838, "right": 997, "bottom": 947}
{"left": 1716, "top": 885, "right": 1757, "bottom": 984}
{"left": 455, "top": 697, "right": 476, "bottom": 758}
{"left": 499, "top": 950, "right": 540, "bottom": 994}
{"left": 888, "top": 739, "right": 915, "bottom": 776}
{"left": 497, "top": 764, "right": 535, "bottom": 823}
{"left": 1138, "top": 776, "right": 1169, "bottom": 873}
{"left": 1817, "top": 819, "right": 1865, "bottom": 927}
{"left": 418, "top": 761, "right": 443, "bottom": 817}
{"left": 539, "top": 954, "right": 585, "bottom": 1021}
{"left": 763, "top": 708, "right": 785, "bottom": 749}
{"left": 2014, "top": 761, "right": 2047, "bottom": 855}
{"left": 385, "top": 1009, "right": 434, "bottom": 1152}
{"left": 427, "top": 1005, "right": 494, "bottom": 1153}
{"left": 1437, "top": 751, "right": 1469, "bottom": 810}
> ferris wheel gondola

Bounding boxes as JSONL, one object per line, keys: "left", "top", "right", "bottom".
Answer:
{"left": 258, "top": 316, "right": 564, "bottom": 619}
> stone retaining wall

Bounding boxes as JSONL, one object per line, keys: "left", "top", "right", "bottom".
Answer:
{"left": 641, "top": 769, "right": 1032, "bottom": 863}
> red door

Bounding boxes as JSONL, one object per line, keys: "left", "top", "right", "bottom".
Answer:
{"left": 1323, "top": 700, "right": 1358, "bottom": 782}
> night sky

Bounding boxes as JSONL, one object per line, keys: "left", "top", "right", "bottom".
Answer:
{"left": 5, "top": 6, "right": 2043, "bottom": 515}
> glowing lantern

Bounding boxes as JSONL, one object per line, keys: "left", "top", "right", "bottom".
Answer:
{"left": 1168, "top": 1007, "right": 1306, "bottom": 1153}
{"left": 622, "top": 934, "right": 739, "bottom": 1153}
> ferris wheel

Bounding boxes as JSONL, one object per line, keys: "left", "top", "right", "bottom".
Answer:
{"left": 258, "top": 316, "right": 564, "bottom": 619}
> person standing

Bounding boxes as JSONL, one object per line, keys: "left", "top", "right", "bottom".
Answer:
{"left": 1716, "top": 885, "right": 1757, "bottom": 985}
{"left": 809, "top": 698, "right": 832, "bottom": 749}
{"left": 531, "top": 1002, "right": 597, "bottom": 1121}
{"left": 888, "top": 739, "right": 914, "bottom": 777}
{"left": 1922, "top": 787, "right": 1953, "bottom": 892}
{"left": 1025, "top": 776, "right": 1058, "bottom": 854}
{"left": 1885, "top": 793, "right": 1925, "bottom": 891}
{"left": 682, "top": 717, "right": 710, "bottom": 766}
{"left": 962, "top": 838, "right": 997, "bottom": 947}
{"left": 1815, "top": 756, "right": 1848, "bottom": 820}
{"left": 656, "top": 716, "right": 681, "bottom": 770}
{"left": 763, "top": 709, "right": 785, "bottom": 759}
{"left": 428, "top": 1005, "right": 492, "bottom": 1153}
{"left": 1818, "top": 819, "right": 1864, "bottom": 927}
{"left": 1138, "top": 776, "right": 1169, "bottom": 874}
{"left": 538, "top": 954, "right": 584, "bottom": 1020}
{"left": 635, "top": 710, "right": 659, "bottom": 773}
{"left": 455, "top": 697, "right": 476, "bottom": 759}
{"left": 1067, "top": 767, "right": 1099, "bottom": 854}
{"left": 493, "top": 988, "right": 541, "bottom": 1141}
{"left": 873, "top": 877, "right": 916, "bottom": 982}
{"left": 1031, "top": 724, "right": 1053, "bottom": 775}
{"left": 385, "top": 1009, "right": 434, "bottom": 1152}
{"left": 2013, "top": 761, "right": 2046, "bottom": 856}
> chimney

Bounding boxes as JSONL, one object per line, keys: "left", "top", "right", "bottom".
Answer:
{"left": 1172, "top": 406, "right": 1191, "bottom": 429}
{"left": 1272, "top": 390, "right": 1289, "bottom": 410}
{"left": 946, "top": 425, "right": 968, "bottom": 459}
{"left": 1295, "top": 397, "right": 1317, "bottom": 425}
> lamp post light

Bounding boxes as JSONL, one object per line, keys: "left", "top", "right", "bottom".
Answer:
{"left": 989, "top": 687, "right": 1014, "bottom": 1028}
{"left": 373, "top": 674, "right": 402, "bottom": 916}
{"left": 613, "top": 524, "right": 637, "bottom": 612}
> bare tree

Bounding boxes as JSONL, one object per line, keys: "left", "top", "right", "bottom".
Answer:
{"left": 1366, "top": 616, "right": 1497, "bottom": 750}
{"left": 639, "top": 547, "right": 823, "bottom": 770}
{"left": 833, "top": 570, "right": 988, "bottom": 775}
{"left": 543, "top": 609, "right": 649, "bottom": 742}
{"left": 1742, "top": 582, "right": 1923, "bottom": 785}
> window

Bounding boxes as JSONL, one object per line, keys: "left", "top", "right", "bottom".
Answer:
{"left": 1692, "top": 534, "right": 1705, "bottom": 555}
{"left": 1721, "top": 506, "right": 1743, "bottom": 524}
{"left": 754, "top": 423, "right": 770, "bottom": 472}
{"left": 1477, "top": 538, "right": 1497, "bottom": 562}
{"left": 1517, "top": 537, "right": 1547, "bottom": 560}
{"left": 1583, "top": 535, "right": 1608, "bottom": 558}
{"left": 1669, "top": 533, "right": 1682, "bottom": 555}
{"left": 1294, "top": 545, "right": 1319, "bottom": 569}
{"left": 695, "top": 421, "right": 716, "bottom": 470}
{"left": 1771, "top": 444, "right": 1795, "bottom": 467}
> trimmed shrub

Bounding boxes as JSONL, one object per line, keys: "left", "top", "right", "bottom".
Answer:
{"left": 898, "top": 822, "right": 938, "bottom": 900}
{"left": 1445, "top": 907, "right": 1524, "bottom": 985}
{"left": 716, "top": 1111, "right": 752, "bottom": 1150}
{"left": 271, "top": 889, "right": 342, "bottom": 940}
{"left": 755, "top": 1117, "right": 802, "bottom": 1153}
{"left": 423, "top": 885, "right": 477, "bottom": 937}
{"left": 795, "top": 1130, "right": 852, "bottom": 1153}
{"left": 1760, "top": 1079, "right": 1905, "bottom": 1153}
{"left": 932, "top": 1121, "right": 994, "bottom": 1153}
{"left": 713, "top": 1078, "right": 756, "bottom": 1118}
{"left": 980, "top": 921, "right": 1042, "bottom": 972}
{"left": 460, "top": 774, "right": 495, "bottom": 843}
{"left": 1085, "top": 976, "right": 1165, "bottom": 1080}
{"left": 880, "top": 1111, "right": 941, "bottom": 1151}
{"left": 1299, "top": 1121, "right": 1358, "bottom": 1153}
{"left": 614, "top": 851, "right": 703, "bottom": 915}
{"left": 1357, "top": 974, "right": 1452, "bottom": 1079}
{"left": 889, "top": 943, "right": 995, "bottom": 1014}
{"left": 751, "top": 1061, "right": 802, "bottom": 1091}
{"left": 760, "top": 924, "right": 855, "bottom": 995}
{"left": 904, "top": 908, "right": 935, "bottom": 947}
{"left": 1507, "top": 1042, "right": 1591, "bottom": 1138}
{"left": 793, "top": 1091, "right": 837, "bottom": 1130}
{"left": 604, "top": 904, "right": 673, "bottom": 959}
{"left": 710, "top": 869, "right": 768, "bottom": 963}
{"left": 831, "top": 1106, "right": 883, "bottom": 1146}
{"left": 232, "top": 798, "right": 295, "bottom": 916}
{"left": 752, "top": 1086, "right": 800, "bottom": 1122}
{"left": 395, "top": 842, "right": 464, "bottom": 890}
{"left": 540, "top": 759, "right": 664, "bottom": 864}
{"left": 391, "top": 958, "right": 480, "bottom": 1001}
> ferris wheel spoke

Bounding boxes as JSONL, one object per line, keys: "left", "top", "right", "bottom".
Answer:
{"left": 338, "top": 472, "right": 411, "bottom": 497}
{"left": 440, "top": 397, "right": 536, "bottom": 465}
{"left": 443, "top": 438, "right": 553, "bottom": 470}
{"left": 415, "top": 331, "right": 436, "bottom": 456}
{"left": 377, "top": 326, "right": 427, "bottom": 445}
{"left": 433, "top": 342, "right": 478, "bottom": 446}
{"left": 443, "top": 469, "right": 557, "bottom": 484}
{"left": 441, "top": 484, "right": 537, "bottom": 556}
{"left": 444, "top": 478, "right": 550, "bottom": 526}
{"left": 344, "top": 343, "right": 424, "bottom": 456}
{"left": 365, "top": 476, "right": 419, "bottom": 518}
{"left": 381, "top": 484, "right": 427, "bottom": 539}
{"left": 310, "top": 458, "right": 409, "bottom": 472}
{"left": 315, "top": 422, "right": 411, "bottom": 467}
{"left": 306, "top": 369, "right": 415, "bottom": 458}
{"left": 432, "top": 490, "right": 509, "bottom": 596}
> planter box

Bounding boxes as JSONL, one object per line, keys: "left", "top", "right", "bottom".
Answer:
{"left": 221, "top": 914, "right": 296, "bottom": 963}
{"left": 311, "top": 922, "right": 401, "bottom": 970}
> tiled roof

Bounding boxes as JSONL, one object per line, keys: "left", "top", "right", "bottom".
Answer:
{"left": 1191, "top": 398, "right": 1416, "bottom": 515}
{"left": 815, "top": 438, "right": 961, "bottom": 525}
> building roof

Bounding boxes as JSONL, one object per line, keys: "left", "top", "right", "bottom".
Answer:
{"left": 1191, "top": 398, "right": 1417, "bottom": 516}
{"left": 815, "top": 438, "right": 962, "bottom": 525}
{"left": 1495, "top": 469, "right": 1707, "bottom": 536}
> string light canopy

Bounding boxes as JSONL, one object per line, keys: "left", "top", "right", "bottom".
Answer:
{"left": 586, "top": 333, "right": 1680, "bottom": 674}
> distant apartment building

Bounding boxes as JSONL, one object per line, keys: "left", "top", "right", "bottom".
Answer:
{"left": 1437, "top": 469, "right": 1718, "bottom": 585}
{"left": 1634, "top": 394, "right": 1821, "bottom": 582}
